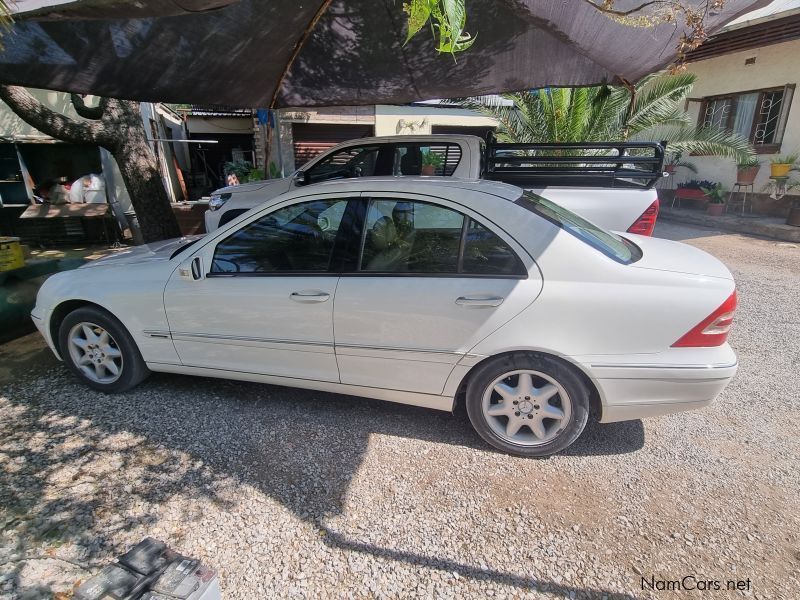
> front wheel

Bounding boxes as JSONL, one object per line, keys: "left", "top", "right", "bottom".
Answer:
{"left": 58, "top": 306, "right": 150, "bottom": 393}
{"left": 465, "top": 353, "right": 590, "bottom": 457}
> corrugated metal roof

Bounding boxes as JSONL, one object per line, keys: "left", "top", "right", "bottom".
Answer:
{"left": 187, "top": 106, "right": 252, "bottom": 117}
{"left": 725, "top": 0, "right": 800, "bottom": 29}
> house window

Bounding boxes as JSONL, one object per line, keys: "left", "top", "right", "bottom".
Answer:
{"left": 699, "top": 85, "right": 795, "bottom": 153}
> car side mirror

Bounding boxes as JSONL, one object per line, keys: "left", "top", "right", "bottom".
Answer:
{"left": 293, "top": 170, "right": 308, "bottom": 186}
{"left": 179, "top": 256, "right": 204, "bottom": 281}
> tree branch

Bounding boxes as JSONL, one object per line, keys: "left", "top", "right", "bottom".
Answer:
{"left": 0, "top": 85, "right": 103, "bottom": 144}
{"left": 70, "top": 93, "right": 107, "bottom": 120}
{"left": 581, "top": 0, "right": 666, "bottom": 18}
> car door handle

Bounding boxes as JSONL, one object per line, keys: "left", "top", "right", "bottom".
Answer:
{"left": 455, "top": 296, "right": 504, "bottom": 307}
{"left": 290, "top": 291, "right": 331, "bottom": 303}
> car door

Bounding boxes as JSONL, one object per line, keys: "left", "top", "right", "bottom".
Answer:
{"left": 333, "top": 194, "right": 543, "bottom": 395}
{"left": 164, "top": 193, "right": 359, "bottom": 382}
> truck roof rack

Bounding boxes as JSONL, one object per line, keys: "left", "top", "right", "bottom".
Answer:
{"left": 485, "top": 133, "right": 666, "bottom": 189}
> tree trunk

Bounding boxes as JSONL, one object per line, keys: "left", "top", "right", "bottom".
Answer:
{"left": 114, "top": 139, "right": 182, "bottom": 243}
{"left": 102, "top": 100, "right": 182, "bottom": 243}
{"left": 0, "top": 85, "right": 181, "bottom": 244}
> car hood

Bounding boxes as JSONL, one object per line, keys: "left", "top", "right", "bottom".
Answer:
{"left": 79, "top": 236, "right": 203, "bottom": 268}
{"left": 625, "top": 234, "right": 733, "bottom": 280}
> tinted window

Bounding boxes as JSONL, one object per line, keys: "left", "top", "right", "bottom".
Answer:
{"left": 211, "top": 199, "right": 348, "bottom": 273}
{"left": 463, "top": 219, "right": 526, "bottom": 275}
{"left": 515, "top": 191, "right": 641, "bottom": 264}
{"left": 306, "top": 146, "right": 380, "bottom": 184}
{"left": 392, "top": 143, "right": 462, "bottom": 176}
{"left": 361, "top": 199, "right": 463, "bottom": 273}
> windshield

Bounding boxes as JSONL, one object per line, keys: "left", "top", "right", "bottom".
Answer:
{"left": 515, "top": 191, "right": 641, "bottom": 264}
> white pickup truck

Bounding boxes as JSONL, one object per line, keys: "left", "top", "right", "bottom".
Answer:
{"left": 205, "top": 134, "right": 663, "bottom": 234}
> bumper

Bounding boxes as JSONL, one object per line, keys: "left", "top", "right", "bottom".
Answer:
{"left": 30, "top": 307, "right": 60, "bottom": 358}
{"left": 577, "top": 346, "right": 738, "bottom": 423}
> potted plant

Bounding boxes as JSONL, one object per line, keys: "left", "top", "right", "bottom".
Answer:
{"left": 676, "top": 179, "right": 716, "bottom": 202}
{"left": 736, "top": 156, "right": 760, "bottom": 185}
{"left": 701, "top": 183, "right": 727, "bottom": 216}
{"left": 663, "top": 152, "right": 697, "bottom": 177}
{"left": 421, "top": 150, "right": 443, "bottom": 176}
{"left": 770, "top": 153, "right": 798, "bottom": 178}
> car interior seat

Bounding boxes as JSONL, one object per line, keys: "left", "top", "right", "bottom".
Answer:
{"left": 399, "top": 148, "right": 422, "bottom": 175}
{"left": 365, "top": 215, "right": 410, "bottom": 271}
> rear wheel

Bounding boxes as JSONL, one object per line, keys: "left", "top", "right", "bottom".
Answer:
{"left": 465, "top": 353, "right": 590, "bottom": 457}
{"left": 58, "top": 306, "right": 150, "bottom": 393}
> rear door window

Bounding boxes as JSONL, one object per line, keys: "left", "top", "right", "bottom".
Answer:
{"left": 359, "top": 198, "right": 527, "bottom": 277}
{"left": 462, "top": 219, "right": 527, "bottom": 275}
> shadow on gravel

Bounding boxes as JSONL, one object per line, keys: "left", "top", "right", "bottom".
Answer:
{"left": 1, "top": 342, "right": 640, "bottom": 599}
{"left": 563, "top": 419, "right": 645, "bottom": 457}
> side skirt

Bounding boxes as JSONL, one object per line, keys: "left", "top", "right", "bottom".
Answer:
{"left": 146, "top": 362, "right": 455, "bottom": 412}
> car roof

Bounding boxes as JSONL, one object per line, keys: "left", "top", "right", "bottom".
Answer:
{"left": 304, "top": 176, "right": 523, "bottom": 201}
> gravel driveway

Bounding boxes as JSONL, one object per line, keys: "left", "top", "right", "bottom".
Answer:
{"left": 1, "top": 222, "right": 798, "bottom": 599}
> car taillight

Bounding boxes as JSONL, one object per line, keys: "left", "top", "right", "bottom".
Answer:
{"left": 627, "top": 199, "right": 659, "bottom": 236}
{"left": 672, "top": 291, "right": 737, "bottom": 347}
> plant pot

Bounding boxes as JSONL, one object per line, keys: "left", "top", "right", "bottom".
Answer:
{"left": 736, "top": 166, "right": 760, "bottom": 185}
{"left": 664, "top": 165, "right": 677, "bottom": 175}
{"left": 771, "top": 163, "right": 792, "bottom": 178}
{"left": 787, "top": 206, "right": 800, "bottom": 227}
{"left": 421, "top": 165, "right": 436, "bottom": 176}
{"left": 706, "top": 203, "right": 725, "bottom": 216}
{"left": 676, "top": 188, "right": 707, "bottom": 201}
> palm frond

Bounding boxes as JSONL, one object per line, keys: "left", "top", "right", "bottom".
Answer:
{"left": 454, "top": 71, "right": 754, "bottom": 164}
{"left": 635, "top": 124, "right": 754, "bottom": 163}
{"left": 626, "top": 73, "right": 696, "bottom": 135}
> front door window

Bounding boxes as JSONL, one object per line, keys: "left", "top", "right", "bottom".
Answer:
{"left": 211, "top": 198, "right": 349, "bottom": 273}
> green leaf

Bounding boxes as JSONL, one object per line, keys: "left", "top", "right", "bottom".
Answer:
{"left": 403, "top": 0, "right": 434, "bottom": 45}
{"left": 404, "top": 0, "right": 474, "bottom": 56}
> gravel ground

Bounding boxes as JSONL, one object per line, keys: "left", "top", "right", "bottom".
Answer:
{"left": 1, "top": 222, "right": 798, "bottom": 599}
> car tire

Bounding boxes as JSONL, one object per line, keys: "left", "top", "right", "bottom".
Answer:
{"left": 465, "top": 353, "right": 590, "bottom": 457}
{"left": 58, "top": 306, "right": 150, "bottom": 393}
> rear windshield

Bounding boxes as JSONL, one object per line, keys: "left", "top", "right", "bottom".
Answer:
{"left": 515, "top": 191, "right": 641, "bottom": 264}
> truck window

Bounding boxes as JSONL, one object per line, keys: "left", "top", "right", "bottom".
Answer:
{"left": 306, "top": 145, "right": 381, "bottom": 184}
{"left": 392, "top": 143, "right": 462, "bottom": 176}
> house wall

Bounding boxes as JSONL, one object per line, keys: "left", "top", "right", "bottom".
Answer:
{"left": 683, "top": 38, "right": 800, "bottom": 196}
{"left": 374, "top": 104, "right": 497, "bottom": 136}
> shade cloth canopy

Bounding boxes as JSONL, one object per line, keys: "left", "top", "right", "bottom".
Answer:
{"left": 0, "top": 0, "right": 769, "bottom": 107}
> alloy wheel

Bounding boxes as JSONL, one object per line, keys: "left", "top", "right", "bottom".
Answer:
{"left": 481, "top": 369, "right": 572, "bottom": 446}
{"left": 67, "top": 322, "right": 124, "bottom": 384}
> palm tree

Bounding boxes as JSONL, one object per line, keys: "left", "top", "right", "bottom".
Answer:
{"left": 460, "top": 73, "right": 754, "bottom": 162}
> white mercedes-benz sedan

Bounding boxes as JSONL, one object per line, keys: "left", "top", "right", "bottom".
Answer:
{"left": 31, "top": 178, "right": 738, "bottom": 457}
